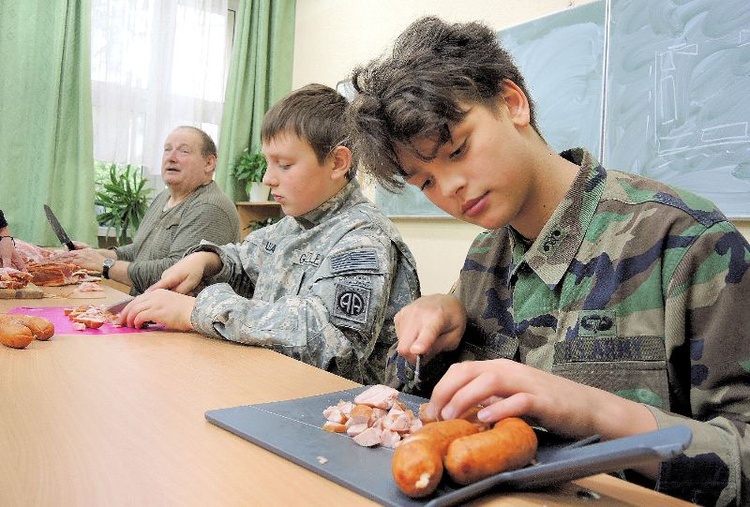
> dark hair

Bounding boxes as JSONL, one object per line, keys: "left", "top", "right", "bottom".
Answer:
{"left": 347, "top": 16, "right": 538, "bottom": 192}
{"left": 262, "top": 83, "right": 355, "bottom": 179}
{"left": 175, "top": 125, "right": 217, "bottom": 159}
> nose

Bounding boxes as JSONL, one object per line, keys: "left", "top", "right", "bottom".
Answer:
{"left": 436, "top": 170, "right": 465, "bottom": 198}
{"left": 262, "top": 166, "right": 276, "bottom": 187}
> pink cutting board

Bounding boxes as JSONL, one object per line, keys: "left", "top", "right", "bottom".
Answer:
{"left": 7, "top": 306, "right": 164, "bottom": 335}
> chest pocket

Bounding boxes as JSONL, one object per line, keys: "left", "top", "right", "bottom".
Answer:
{"left": 551, "top": 335, "right": 670, "bottom": 409}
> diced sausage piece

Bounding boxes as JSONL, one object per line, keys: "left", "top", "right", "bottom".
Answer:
{"left": 322, "top": 421, "right": 347, "bottom": 433}
{"left": 346, "top": 404, "right": 374, "bottom": 428}
{"left": 353, "top": 384, "right": 400, "bottom": 410}
{"left": 323, "top": 405, "right": 347, "bottom": 424}
{"left": 346, "top": 422, "right": 368, "bottom": 437}
{"left": 380, "top": 429, "right": 403, "bottom": 448}
{"left": 352, "top": 425, "right": 383, "bottom": 447}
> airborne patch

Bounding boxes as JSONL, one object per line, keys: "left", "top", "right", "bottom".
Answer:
{"left": 333, "top": 282, "right": 371, "bottom": 324}
{"left": 577, "top": 309, "right": 617, "bottom": 337}
{"left": 330, "top": 249, "right": 378, "bottom": 274}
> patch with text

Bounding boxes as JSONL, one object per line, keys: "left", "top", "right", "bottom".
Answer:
{"left": 293, "top": 250, "right": 323, "bottom": 267}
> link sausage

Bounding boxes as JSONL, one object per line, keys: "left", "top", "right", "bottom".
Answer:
{"left": 444, "top": 417, "right": 538, "bottom": 485}
{"left": 0, "top": 315, "right": 35, "bottom": 349}
{"left": 392, "top": 419, "right": 479, "bottom": 498}
{"left": 8, "top": 314, "right": 55, "bottom": 340}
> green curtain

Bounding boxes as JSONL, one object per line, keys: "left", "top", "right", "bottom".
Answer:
{"left": 215, "top": 0, "right": 297, "bottom": 203}
{"left": 0, "top": 0, "right": 97, "bottom": 247}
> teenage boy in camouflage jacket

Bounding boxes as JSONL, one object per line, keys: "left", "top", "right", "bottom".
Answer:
{"left": 347, "top": 16, "right": 750, "bottom": 506}
{"left": 117, "top": 84, "right": 420, "bottom": 387}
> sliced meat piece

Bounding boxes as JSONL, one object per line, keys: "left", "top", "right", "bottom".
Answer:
{"left": 353, "top": 384, "right": 400, "bottom": 410}
{"left": 322, "top": 421, "right": 347, "bottom": 433}
{"left": 352, "top": 425, "right": 383, "bottom": 447}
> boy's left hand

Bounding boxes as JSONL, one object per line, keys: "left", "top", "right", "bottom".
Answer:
{"left": 427, "top": 358, "right": 658, "bottom": 444}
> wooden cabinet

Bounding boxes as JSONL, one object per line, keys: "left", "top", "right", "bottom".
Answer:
{"left": 236, "top": 202, "right": 283, "bottom": 234}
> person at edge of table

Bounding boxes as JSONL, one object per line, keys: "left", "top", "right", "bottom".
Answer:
{"left": 344, "top": 16, "right": 750, "bottom": 507}
{"left": 66, "top": 126, "right": 240, "bottom": 296}
{"left": 0, "top": 210, "right": 26, "bottom": 270}
{"left": 116, "top": 83, "right": 421, "bottom": 386}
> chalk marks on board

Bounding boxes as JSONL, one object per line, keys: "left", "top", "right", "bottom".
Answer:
{"left": 605, "top": 0, "right": 750, "bottom": 217}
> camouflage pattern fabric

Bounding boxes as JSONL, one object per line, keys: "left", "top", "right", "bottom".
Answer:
{"left": 188, "top": 180, "right": 420, "bottom": 386}
{"left": 393, "top": 148, "right": 750, "bottom": 506}
{"left": 115, "top": 181, "right": 240, "bottom": 295}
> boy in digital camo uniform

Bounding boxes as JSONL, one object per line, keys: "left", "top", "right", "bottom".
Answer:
{"left": 118, "top": 83, "right": 420, "bottom": 386}
{"left": 346, "top": 16, "right": 750, "bottom": 506}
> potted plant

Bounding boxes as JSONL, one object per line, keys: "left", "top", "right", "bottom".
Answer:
{"left": 95, "top": 162, "right": 153, "bottom": 246}
{"left": 232, "top": 148, "right": 270, "bottom": 201}
{"left": 245, "top": 216, "right": 282, "bottom": 233}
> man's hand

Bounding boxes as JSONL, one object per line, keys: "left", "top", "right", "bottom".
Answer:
{"left": 149, "top": 252, "right": 221, "bottom": 295}
{"left": 0, "top": 236, "right": 26, "bottom": 271}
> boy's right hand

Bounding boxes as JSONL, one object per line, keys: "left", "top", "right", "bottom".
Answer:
{"left": 394, "top": 294, "right": 467, "bottom": 364}
{"left": 149, "top": 252, "right": 220, "bottom": 295}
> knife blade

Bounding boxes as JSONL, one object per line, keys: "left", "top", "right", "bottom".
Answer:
{"left": 44, "top": 204, "right": 76, "bottom": 250}
{"left": 105, "top": 296, "right": 135, "bottom": 314}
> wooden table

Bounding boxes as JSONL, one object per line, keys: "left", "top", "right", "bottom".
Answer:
{"left": 0, "top": 286, "right": 691, "bottom": 506}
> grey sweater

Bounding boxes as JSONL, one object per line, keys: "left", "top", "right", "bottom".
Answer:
{"left": 115, "top": 181, "right": 239, "bottom": 295}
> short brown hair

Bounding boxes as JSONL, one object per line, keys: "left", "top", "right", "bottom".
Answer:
{"left": 262, "top": 83, "right": 355, "bottom": 178}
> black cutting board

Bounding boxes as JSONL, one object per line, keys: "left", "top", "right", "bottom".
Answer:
{"left": 205, "top": 386, "right": 691, "bottom": 507}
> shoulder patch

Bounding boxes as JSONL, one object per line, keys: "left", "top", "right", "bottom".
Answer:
{"left": 330, "top": 249, "right": 378, "bottom": 274}
{"left": 333, "top": 282, "right": 371, "bottom": 324}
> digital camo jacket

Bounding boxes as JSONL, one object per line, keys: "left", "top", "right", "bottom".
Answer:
{"left": 188, "top": 180, "right": 420, "bottom": 386}
{"left": 115, "top": 181, "right": 240, "bottom": 295}
{"left": 397, "top": 149, "right": 750, "bottom": 506}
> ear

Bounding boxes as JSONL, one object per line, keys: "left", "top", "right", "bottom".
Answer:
{"left": 204, "top": 154, "right": 217, "bottom": 174}
{"left": 328, "top": 145, "right": 352, "bottom": 181}
{"left": 499, "top": 79, "right": 531, "bottom": 128}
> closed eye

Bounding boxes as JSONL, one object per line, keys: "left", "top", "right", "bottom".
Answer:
{"left": 449, "top": 140, "right": 467, "bottom": 159}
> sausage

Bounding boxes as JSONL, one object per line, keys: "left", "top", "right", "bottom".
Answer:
{"left": 8, "top": 314, "right": 55, "bottom": 340}
{"left": 392, "top": 419, "right": 479, "bottom": 498}
{"left": 444, "top": 417, "right": 538, "bottom": 485}
{"left": 0, "top": 315, "right": 35, "bottom": 349}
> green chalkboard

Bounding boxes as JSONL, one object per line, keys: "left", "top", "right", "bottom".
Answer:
{"left": 605, "top": 0, "right": 750, "bottom": 218}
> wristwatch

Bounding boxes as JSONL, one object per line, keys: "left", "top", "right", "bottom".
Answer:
{"left": 102, "top": 258, "right": 116, "bottom": 279}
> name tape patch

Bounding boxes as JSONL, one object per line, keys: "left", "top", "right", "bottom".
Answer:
{"left": 294, "top": 250, "right": 323, "bottom": 267}
{"left": 554, "top": 335, "right": 665, "bottom": 363}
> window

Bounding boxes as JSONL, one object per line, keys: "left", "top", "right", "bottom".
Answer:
{"left": 90, "top": 0, "right": 236, "bottom": 190}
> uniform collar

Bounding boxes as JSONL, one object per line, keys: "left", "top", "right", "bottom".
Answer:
{"left": 508, "top": 148, "right": 607, "bottom": 289}
{"left": 293, "top": 179, "right": 367, "bottom": 229}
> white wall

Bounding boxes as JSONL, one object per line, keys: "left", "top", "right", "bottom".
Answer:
{"left": 291, "top": 0, "right": 750, "bottom": 294}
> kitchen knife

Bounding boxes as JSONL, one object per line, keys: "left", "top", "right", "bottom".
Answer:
{"left": 43, "top": 204, "right": 76, "bottom": 251}
{"left": 105, "top": 296, "right": 135, "bottom": 314}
